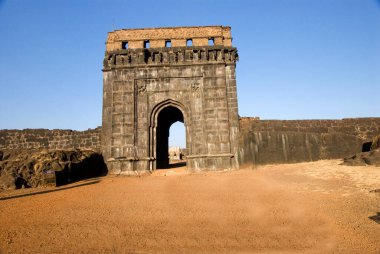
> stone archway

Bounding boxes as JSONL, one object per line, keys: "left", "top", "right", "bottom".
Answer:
{"left": 149, "top": 100, "right": 188, "bottom": 170}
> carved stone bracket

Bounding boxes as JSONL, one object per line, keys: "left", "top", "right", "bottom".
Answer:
{"left": 191, "top": 80, "right": 201, "bottom": 97}
{"left": 137, "top": 83, "right": 147, "bottom": 95}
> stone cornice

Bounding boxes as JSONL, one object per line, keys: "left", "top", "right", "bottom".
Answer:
{"left": 103, "top": 46, "right": 238, "bottom": 70}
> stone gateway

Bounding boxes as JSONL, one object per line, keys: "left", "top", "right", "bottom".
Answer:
{"left": 101, "top": 26, "right": 240, "bottom": 174}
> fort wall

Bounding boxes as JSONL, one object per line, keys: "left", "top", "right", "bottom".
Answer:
{"left": 1, "top": 117, "right": 379, "bottom": 167}
{"left": 238, "top": 117, "right": 380, "bottom": 166}
{"left": 0, "top": 128, "right": 101, "bottom": 151}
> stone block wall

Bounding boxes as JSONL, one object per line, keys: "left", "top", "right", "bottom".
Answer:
{"left": 0, "top": 127, "right": 101, "bottom": 151}
{"left": 102, "top": 47, "right": 239, "bottom": 173}
{"left": 106, "top": 26, "right": 232, "bottom": 51}
{"left": 238, "top": 117, "right": 380, "bottom": 166}
{"left": 1, "top": 116, "right": 379, "bottom": 168}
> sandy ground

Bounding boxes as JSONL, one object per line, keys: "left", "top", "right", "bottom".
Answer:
{"left": 0, "top": 160, "right": 379, "bottom": 254}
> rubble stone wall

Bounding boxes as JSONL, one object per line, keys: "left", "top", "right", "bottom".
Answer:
{"left": 0, "top": 127, "right": 101, "bottom": 151}
{"left": 238, "top": 117, "right": 380, "bottom": 166}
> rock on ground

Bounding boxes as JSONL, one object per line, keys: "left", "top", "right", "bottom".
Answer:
{"left": 342, "top": 135, "right": 380, "bottom": 166}
{"left": 0, "top": 149, "right": 107, "bottom": 190}
{"left": 342, "top": 148, "right": 380, "bottom": 167}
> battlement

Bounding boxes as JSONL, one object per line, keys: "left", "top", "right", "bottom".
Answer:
{"left": 103, "top": 46, "right": 238, "bottom": 70}
{"left": 105, "top": 26, "right": 232, "bottom": 51}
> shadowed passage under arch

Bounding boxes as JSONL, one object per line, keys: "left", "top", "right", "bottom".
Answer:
{"left": 156, "top": 106, "right": 185, "bottom": 169}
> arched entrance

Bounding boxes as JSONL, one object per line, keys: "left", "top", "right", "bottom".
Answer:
{"left": 150, "top": 100, "right": 188, "bottom": 170}
{"left": 156, "top": 106, "right": 184, "bottom": 168}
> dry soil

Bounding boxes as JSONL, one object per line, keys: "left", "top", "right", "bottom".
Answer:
{"left": 0, "top": 160, "right": 379, "bottom": 253}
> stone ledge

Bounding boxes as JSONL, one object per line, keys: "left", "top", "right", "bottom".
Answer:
{"left": 187, "top": 153, "right": 234, "bottom": 159}
{"left": 103, "top": 47, "right": 238, "bottom": 70}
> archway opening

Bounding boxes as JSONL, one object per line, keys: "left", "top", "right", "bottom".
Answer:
{"left": 169, "top": 121, "right": 186, "bottom": 168}
{"left": 156, "top": 106, "right": 185, "bottom": 169}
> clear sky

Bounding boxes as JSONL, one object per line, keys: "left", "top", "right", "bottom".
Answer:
{"left": 0, "top": 0, "right": 379, "bottom": 148}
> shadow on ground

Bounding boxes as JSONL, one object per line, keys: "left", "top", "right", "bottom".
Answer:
{"left": 368, "top": 212, "right": 380, "bottom": 224}
{"left": 55, "top": 153, "right": 108, "bottom": 186}
{"left": 0, "top": 180, "right": 101, "bottom": 201}
{"left": 164, "top": 161, "right": 186, "bottom": 169}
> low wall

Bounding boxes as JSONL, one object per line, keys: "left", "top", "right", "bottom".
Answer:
{"left": 238, "top": 117, "right": 380, "bottom": 166}
{"left": 2, "top": 117, "right": 380, "bottom": 167}
{"left": 0, "top": 127, "right": 101, "bottom": 151}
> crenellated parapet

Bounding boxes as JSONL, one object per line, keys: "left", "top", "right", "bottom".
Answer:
{"left": 103, "top": 46, "right": 238, "bottom": 70}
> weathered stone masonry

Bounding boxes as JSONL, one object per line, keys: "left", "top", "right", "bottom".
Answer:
{"left": 102, "top": 26, "right": 240, "bottom": 174}
{"left": 1, "top": 117, "right": 379, "bottom": 168}
{"left": 239, "top": 117, "right": 380, "bottom": 166}
{"left": 0, "top": 128, "right": 101, "bottom": 151}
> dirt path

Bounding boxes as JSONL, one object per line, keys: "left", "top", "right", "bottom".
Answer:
{"left": 0, "top": 160, "right": 379, "bottom": 253}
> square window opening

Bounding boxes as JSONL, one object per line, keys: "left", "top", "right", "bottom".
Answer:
{"left": 208, "top": 38, "right": 214, "bottom": 46}
{"left": 165, "top": 40, "right": 172, "bottom": 47}
{"left": 144, "top": 40, "right": 150, "bottom": 48}
{"left": 186, "top": 39, "right": 193, "bottom": 46}
{"left": 122, "top": 41, "right": 128, "bottom": 49}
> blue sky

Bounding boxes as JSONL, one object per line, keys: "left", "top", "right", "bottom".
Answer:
{"left": 0, "top": 0, "right": 379, "bottom": 147}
